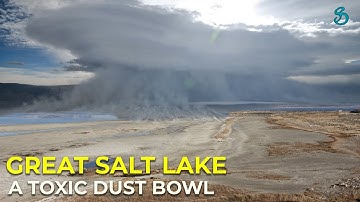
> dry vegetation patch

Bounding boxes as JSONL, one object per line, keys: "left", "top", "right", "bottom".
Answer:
{"left": 50, "top": 178, "right": 360, "bottom": 202}
{"left": 267, "top": 141, "right": 342, "bottom": 157}
{"left": 51, "top": 179, "right": 329, "bottom": 202}
{"left": 265, "top": 112, "right": 360, "bottom": 157}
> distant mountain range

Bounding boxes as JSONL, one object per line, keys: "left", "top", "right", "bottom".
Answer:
{"left": 0, "top": 83, "right": 73, "bottom": 110}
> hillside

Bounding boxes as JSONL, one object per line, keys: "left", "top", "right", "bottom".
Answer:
{"left": 0, "top": 83, "right": 73, "bottom": 110}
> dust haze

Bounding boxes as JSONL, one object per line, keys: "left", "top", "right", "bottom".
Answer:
{"left": 9, "top": 1, "right": 360, "bottom": 118}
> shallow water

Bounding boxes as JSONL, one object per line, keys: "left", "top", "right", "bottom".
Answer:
{"left": 0, "top": 111, "right": 117, "bottom": 126}
{"left": 0, "top": 102, "right": 358, "bottom": 126}
{"left": 203, "top": 102, "right": 360, "bottom": 114}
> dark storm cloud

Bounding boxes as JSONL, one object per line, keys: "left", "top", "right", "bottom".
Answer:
{"left": 25, "top": 1, "right": 315, "bottom": 73}
{"left": 18, "top": 0, "right": 360, "bottom": 114}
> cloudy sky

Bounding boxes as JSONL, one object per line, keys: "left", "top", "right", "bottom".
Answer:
{"left": 0, "top": 0, "right": 360, "bottom": 104}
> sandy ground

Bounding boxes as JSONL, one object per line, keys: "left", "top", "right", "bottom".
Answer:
{"left": 0, "top": 111, "right": 359, "bottom": 201}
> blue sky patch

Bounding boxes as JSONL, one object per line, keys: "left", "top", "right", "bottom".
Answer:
{"left": 0, "top": 42, "right": 58, "bottom": 69}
